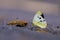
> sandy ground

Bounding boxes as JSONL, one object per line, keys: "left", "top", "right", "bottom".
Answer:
{"left": 0, "top": 25, "right": 60, "bottom": 40}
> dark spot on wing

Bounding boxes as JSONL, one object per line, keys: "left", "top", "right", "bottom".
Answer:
{"left": 41, "top": 13, "right": 44, "bottom": 18}
{"left": 43, "top": 20, "right": 46, "bottom": 21}
{"left": 40, "top": 20, "right": 42, "bottom": 22}
{"left": 39, "top": 17, "right": 41, "bottom": 19}
{"left": 37, "top": 16, "right": 41, "bottom": 19}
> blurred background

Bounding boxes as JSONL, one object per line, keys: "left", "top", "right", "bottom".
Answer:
{"left": 0, "top": 0, "right": 60, "bottom": 26}
{"left": 0, "top": 0, "right": 60, "bottom": 27}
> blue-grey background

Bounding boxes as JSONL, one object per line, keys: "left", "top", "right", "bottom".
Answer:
{"left": 0, "top": 0, "right": 60, "bottom": 40}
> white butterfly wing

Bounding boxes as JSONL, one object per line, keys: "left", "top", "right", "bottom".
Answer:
{"left": 33, "top": 11, "right": 47, "bottom": 28}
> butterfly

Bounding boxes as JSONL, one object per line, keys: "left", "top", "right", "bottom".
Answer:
{"left": 33, "top": 11, "right": 47, "bottom": 28}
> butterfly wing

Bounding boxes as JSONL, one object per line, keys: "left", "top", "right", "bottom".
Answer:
{"left": 33, "top": 11, "right": 47, "bottom": 28}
